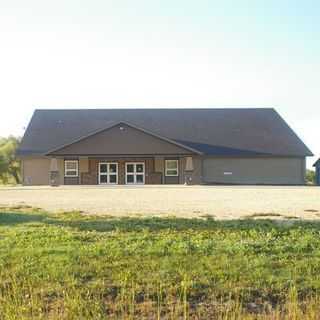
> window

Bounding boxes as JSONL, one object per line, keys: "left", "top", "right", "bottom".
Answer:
{"left": 99, "top": 162, "right": 118, "bottom": 184}
{"left": 165, "top": 160, "right": 179, "bottom": 176}
{"left": 125, "top": 162, "right": 145, "bottom": 184}
{"left": 64, "top": 160, "right": 78, "bottom": 177}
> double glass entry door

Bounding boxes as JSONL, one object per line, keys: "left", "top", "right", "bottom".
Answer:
{"left": 99, "top": 162, "right": 145, "bottom": 185}
{"left": 126, "top": 162, "right": 145, "bottom": 184}
{"left": 99, "top": 162, "right": 118, "bottom": 184}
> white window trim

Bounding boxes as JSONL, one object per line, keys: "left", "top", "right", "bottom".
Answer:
{"left": 98, "top": 162, "right": 118, "bottom": 185}
{"left": 125, "top": 162, "right": 145, "bottom": 184}
{"left": 165, "top": 159, "right": 179, "bottom": 177}
{"left": 64, "top": 160, "right": 79, "bottom": 177}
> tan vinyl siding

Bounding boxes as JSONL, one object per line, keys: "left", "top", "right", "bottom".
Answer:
{"left": 154, "top": 157, "right": 164, "bottom": 173}
{"left": 57, "top": 159, "right": 65, "bottom": 185}
{"left": 189, "top": 156, "right": 203, "bottom": 184}
{"left": 22, "top": 157, "right": 65, "bottom": 186}
{"left": 202, "top": 157, "right": 306, "bottom": 185}
{"left": 22, "top": 158, "right": 50, "bottom": 185}
{"left": 79, "top": 158, "right": 89, "bottom": 173}
{"left": 78, "top": 158, "right": 89, "bottom": 184}
{"left": 180, "top": 156, "right": 202, "bottom": 184}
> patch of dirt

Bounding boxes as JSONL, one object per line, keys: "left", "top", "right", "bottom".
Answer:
{"left": 247, "top": 212, "right": 282, "bottom": 218}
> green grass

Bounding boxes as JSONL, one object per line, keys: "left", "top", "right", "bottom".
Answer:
{"left": 1, "top": 208, "right": 320, "bottom": 319}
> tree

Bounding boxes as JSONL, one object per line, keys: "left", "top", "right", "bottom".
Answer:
{"left": 0, "top": 136, "right": 21, "bottom": 184}
{"left": 306, "top": 169, "right": 316, "bottom": 185}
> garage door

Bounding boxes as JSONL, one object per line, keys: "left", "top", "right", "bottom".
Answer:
{"left": 202, "top": 157, "right": 304, "bottom": 185}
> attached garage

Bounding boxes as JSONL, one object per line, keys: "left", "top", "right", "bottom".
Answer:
{"left": 203, "top": 157, "right": 306, "bottom": 185}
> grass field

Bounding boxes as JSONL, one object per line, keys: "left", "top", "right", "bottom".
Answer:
{"left": 1, "top": 207, "right": 320, "bottom": 319}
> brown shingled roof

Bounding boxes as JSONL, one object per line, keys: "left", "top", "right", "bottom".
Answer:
{"left": 17, "top": 108, "right": 313, "bottom": 157}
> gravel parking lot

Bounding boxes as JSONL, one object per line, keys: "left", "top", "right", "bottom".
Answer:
{"left": 0, "top": 185, "right": 320, "bottom": 219}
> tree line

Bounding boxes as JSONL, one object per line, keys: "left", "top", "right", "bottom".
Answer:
{"left": 0, "top": 136, "right": 21, "bottom": 184}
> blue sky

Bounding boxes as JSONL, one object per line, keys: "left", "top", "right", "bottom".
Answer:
{"left": 0, "top": 0, "right": 319, "bottom": 167}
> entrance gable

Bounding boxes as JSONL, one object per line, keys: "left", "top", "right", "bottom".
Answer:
{"left": 48, "top": 123, "right": 195, "bottom": 156}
